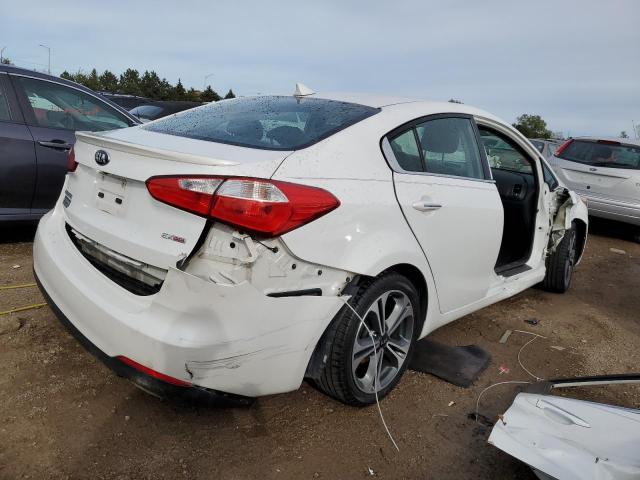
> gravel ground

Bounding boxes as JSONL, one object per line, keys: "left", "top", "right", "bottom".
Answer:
{"left": 1, "top": 218, "right": 638, "bottom": 479}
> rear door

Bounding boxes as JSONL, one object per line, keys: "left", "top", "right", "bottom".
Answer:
{"left": 384, "top": 114, "right": 503, "bottom": 314}
{"left": 10, "top": 74, "right": 133, "bottom": 214}
{"left": 0, "top": 73, "right": 37, "bottom": 218}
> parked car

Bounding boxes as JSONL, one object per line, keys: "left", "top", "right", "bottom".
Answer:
{"left": 34, "top": 92, "right": 588, "bottom": 406}
{"left": 128, "top": 100, "right": 203, "bottom": 122}
{"left": 548, "top": 136, "right": 640, "bottom": 231}
{"left": 101, "top": 93, "right": 152, "bottom": 111}
{"left": 0, "top": 65, "right": 139, "bottom": 221}
{"left": 529, "top": 138, "right": 561, "bottom": 159}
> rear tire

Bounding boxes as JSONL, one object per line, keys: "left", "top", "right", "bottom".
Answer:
{"left": 316, "top": 273, "right": 420, "bottom": 406}
{"left": 543, "top": 223, "right": 577, "bottom": 293}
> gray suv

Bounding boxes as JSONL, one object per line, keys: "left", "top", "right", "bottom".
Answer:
{"left": 0, "top": 65, "right": 138, "bottom": 221}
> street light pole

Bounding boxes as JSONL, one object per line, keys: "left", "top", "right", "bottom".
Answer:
{"left": 39, "top": 44, "right": 50, "bottom": 74}
{"left": 203, "top": 73, "right": 214, "bottom": 91}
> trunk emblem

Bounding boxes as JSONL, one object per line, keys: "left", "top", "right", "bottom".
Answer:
{"left": 161, "top": 233, "right": 186, "bottom": 244}
{"left": 95, "top": 150, "right": 110, "bottom": 166}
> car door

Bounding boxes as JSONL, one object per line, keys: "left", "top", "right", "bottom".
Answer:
{"left": 0, "top": 73, "right": 38, "bottom": 218}
{"left": 10, "top": 74, "right": 133, "bottom": 214}
{"left": 383, "top": 114, "right": 503, "bottom": 314}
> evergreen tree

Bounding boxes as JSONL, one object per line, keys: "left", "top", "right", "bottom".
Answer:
{"left": 85, "top": 68, "right": 101, "bottom": 91}
{"left": 173, "top": 78, "right": 186, "bottom": 100}
{"left": 119, "top": 69, "right": 142, "bottom": 96}
{"left": 201, "top": 85, "right": 221, "bottom": 102}
{"left": 99, "top": 70, "right": 119, "bottom": 93}
{"left": 140, "top": 70, "right": 163, "bottom": 99}
{"left": 224, "top": 89, "right": 236, "bottom": 99}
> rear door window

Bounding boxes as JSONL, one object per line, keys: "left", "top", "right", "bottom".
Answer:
{"left": 0, "top": 77, "right": 13, "bottom": 121}
{"left": 143, "top": 96, "right": 380, "bottom": 151}
{"left": 480, "top": 129, "right": 533, "bottom": 174}
{"left": 387, "top": 117, "right": 486, "bottom": 180}
{"left": 558, "top": 140, "right": 640, "bottom": 170}
{"left": 14, "top": 76, "right": 130, "bottom": 131}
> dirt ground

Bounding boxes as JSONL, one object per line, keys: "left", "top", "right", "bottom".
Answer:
{"left": 1, "top": 218, "right": 639, "bottom": 480}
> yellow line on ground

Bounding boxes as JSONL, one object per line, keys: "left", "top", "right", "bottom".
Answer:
{"left": 0, "top": 283, "right": 38, "bottom": 291}
{"left": 0, "top": 303, "right": 48, "bottom": 316}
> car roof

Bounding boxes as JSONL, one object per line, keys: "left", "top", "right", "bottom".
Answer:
{"left": 312, "top": 92, "right": 421, "bottom": 108}
{"left": 571, "top": 136, "right": 640, "bottom": 147}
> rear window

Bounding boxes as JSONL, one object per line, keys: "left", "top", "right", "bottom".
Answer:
{"left": 142, "top": 96, "right": 380, "bottom": 150}
{"left": 130, "top": 104, "right": 163, "bottom": 120}
{"left": 558, "top": 140, "right": 640, "bottom": 170}
{"left": 530, "top": 140, "right": 544, "bottom": 153}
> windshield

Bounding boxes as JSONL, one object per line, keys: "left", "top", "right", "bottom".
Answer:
{"left": 558, "top": 140, "right": 640, "bottom": 170}
{"left": 143, "top": 96, "right": 380, "bottom": 150}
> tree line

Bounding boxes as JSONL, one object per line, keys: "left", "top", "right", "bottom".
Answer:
{"left": 60, "top": 68, "right": 235, "bottom": 102}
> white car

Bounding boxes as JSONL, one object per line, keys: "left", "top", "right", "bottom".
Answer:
{"left": 34, "top": 90, "right": 588, "bottom": 406}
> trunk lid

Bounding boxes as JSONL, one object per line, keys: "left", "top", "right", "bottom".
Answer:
{"left": 64, "top": 127, "right": 291, "bottom": 270}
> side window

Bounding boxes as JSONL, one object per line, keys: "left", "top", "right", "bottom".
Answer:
{"left": 14, "top": 77, "right": 130, "bottom": 131}
{"left": 479, "top": 128, "right": 533, "bottom": 174}
{"left": 416, "top": 117, "right": 484, "bottom": 179}
{"left": 388, "top": 117, "right": 486, "bottom": 179}
{"left": 541, "top": 161, "right": 559, "bottom": 190}
{"left": 0, "top": 78, "right": 12, "bottom": 121}
{"left": 389, "top": 129, "right": 422, "bottom": 172}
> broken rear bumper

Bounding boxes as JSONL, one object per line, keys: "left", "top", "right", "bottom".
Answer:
{"left": 34, "top": 206, "right": 344, "bottom": 398}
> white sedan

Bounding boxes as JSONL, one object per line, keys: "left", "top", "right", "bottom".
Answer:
{"left": 33, "top": 89, "right": 588, "bottom": 406}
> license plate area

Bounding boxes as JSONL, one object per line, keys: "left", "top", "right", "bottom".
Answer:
{"left": 95, "top": 173, "right": 127, "bottom": 215}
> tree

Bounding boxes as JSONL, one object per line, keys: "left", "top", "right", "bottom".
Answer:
{"left": 60, "top": 70, "right": 74, "bottom": 81}
{"left": 140, "top": 70, "right": 163, "bottom": 99}
{"left": 448, "top": 98, "right": 463, "bottom": 104}
{"left": 1, "top": 57, "right": 12, "bottom": 65}
{"left": 99, "top": 70, "right": 119, "bottom": 93}
{"left": 201, "top": 85, "right": 221, "bottom": 102}
{"left": 619, "top": 131, "right": 629, "bottom": 139}
{"left": 173, "top": 79, "right": 186, "bottom": 100}
{"left": 185, "top": 88, "right": 202, "bottom": 102}
{"left": 84, "top": 68, "right": 101, "bottom": 91}
{"left": 157, "top": 78, "right": 173, "bottom": 100}
{"left": 513, "top": 114, "right": 552, "bottom": 139}
{"left": 119, "top": 68, "right": 142, "bottom": 96}
{"left": 224, "top": 89, "right": 235, "bottom": 99}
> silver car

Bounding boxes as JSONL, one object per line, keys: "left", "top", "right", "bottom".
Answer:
{"left": 548, "top": 136, "right": 640, "bottom": 227}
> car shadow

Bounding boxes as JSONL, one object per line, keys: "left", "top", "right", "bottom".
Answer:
{"left": 0, "top": 221, "right": 38, "bottom": 244}
{"left": 587, "top": 216, "right": 639, "bottom": 243}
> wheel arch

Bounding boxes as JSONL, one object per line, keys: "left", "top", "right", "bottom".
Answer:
{"left": 573, "top": 218, "right": 588, "bottom": 264}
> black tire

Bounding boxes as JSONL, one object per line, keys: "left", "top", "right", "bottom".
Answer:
{"left": 316, "top": 273, "right": 420, "bottom": 406}
{"left": 543, "top": 223, "right": 577, "bottom": 293}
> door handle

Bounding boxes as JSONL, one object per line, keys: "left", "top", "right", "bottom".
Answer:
{"left": 38, "top": 140, "right": 73, "bottom": 150}
{"left": 536, "top": 399, "right": 591, "bottom": 428}
{"left": 412, "top": 201, "right": 442, "bottom": 212}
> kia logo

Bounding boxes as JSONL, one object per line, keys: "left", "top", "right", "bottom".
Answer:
{"left": 95, "top": 149, "right": 110, "bottom": 166}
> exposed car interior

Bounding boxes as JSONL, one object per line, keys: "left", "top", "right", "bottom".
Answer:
{"left": 479, "top": 127, "right": 539, "bottom": 273}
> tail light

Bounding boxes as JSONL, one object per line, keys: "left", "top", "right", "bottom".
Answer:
{"left": 67, "top": 146, "right": 78, "bottom": 172}
{"left": 554, "top": 139, "right": 573, "bottom": 157}
{"left": 146, "top": 176, "right": 340, "bottom": 237}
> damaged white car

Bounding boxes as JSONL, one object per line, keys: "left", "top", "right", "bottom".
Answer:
{"left": 34, "top": 89, "right": 588, "bottom": 406}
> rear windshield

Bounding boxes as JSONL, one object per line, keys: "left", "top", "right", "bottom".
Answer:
{"left": 142, "top": 96, "right": 380, "bottom": 150}
{"left": 558, "top": 140, "right": 640, "bottom": 170}
{"left": 130, "top": 104, "right": 163, "bottom": 120}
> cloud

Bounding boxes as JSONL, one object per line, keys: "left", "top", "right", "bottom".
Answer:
{"left": 2, "top": 0, "right": 638, "bottom": 136}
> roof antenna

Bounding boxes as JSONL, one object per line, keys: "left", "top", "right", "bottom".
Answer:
{"left": 293, "top": 83, "right": 315, "bottom": 97}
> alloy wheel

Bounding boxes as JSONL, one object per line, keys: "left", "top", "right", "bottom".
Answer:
{"left": 351, "top": 290, "right": 414, "bottom": 394}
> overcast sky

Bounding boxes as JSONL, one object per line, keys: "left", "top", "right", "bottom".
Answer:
{"left": 2, "top": 0, "right": 639, "bottom": 137}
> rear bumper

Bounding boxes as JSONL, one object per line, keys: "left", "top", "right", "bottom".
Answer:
{"left": 35, "top": 272, "right": 252, "bottom": 407}
{"left": 34, "top": 204, "right": 343, "bottom": 398}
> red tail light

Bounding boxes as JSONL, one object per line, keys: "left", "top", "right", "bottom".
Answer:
{"left": 117, "top": 356, "right": 192, "bottom": 387}
{"left": 67, "top": 146, "right": 78, "bottom": 172}
{"left": 554, "top": 139, "right": 573, "bottom": 157}
{"left": 146, "top": 176, "right": 340, "bottom": 237}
